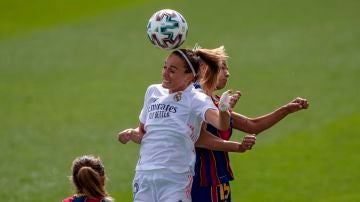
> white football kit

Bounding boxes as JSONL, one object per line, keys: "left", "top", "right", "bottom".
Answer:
{"left": 133, "top": 84, "right": 217, "bottom": 202}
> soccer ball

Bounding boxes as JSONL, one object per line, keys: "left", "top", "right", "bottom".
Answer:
{"left": 146, "top": 9, "right": 188, "bottom": 50}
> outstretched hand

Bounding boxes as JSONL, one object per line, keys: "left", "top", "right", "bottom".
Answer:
{"left": 286, "top": 97, "right": 309, "bottom": 113}
{"left": 229, "top": 91, "right": 241, "bottom": 109}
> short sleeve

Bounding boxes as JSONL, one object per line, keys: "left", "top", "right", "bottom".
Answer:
{"left": 139, "top": 85, "right": 154, "bottom": 124}
{"left": 191, "top": 92, "right": 217, "bottom": 121}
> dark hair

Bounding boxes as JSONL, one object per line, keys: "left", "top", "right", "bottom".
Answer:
{"left": 70, "top": 155, "right": 110, "bottom": 199}
{"left": 172, "top": 49, "right": 201, "bottom": 80}
{"left": 172, "top": 47, "right": 227, "bottom": 95}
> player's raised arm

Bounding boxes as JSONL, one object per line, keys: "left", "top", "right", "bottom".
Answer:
{"left": 232, "top": 97, "right": 309, "bottom": 134}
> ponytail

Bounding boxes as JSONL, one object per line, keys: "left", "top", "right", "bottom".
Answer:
{"left": 70, "top": 155, "right": 112, "bottom": 201}
{"left": 194, "top": 46, "right": 228, "bottom": 95}
{"left": 77, "top": 166, "right": 106, "bottom": 199}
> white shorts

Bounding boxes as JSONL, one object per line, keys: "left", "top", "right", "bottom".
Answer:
{"left": 132, "top": 169, "right": 193, "bottom": 202}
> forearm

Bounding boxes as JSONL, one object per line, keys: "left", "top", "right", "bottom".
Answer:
{"left": 202, "top": 140, "right": 243, "bottom": 152}
{"left": 130, "top": 124, "right": 146, "bottom": 144}
{"left": 218, "top": 110, "right": 231, "bottom": 131}
{"left": 196, "top": 131, "right": 243, "bottom": 152}
{"left": 233, "top": 106, "right": 290, "bottom": 134}
{"left": 205, "top": 109, "right": 230, "bottom": 131}
{"left": 129, "top": 128, "right": 142, "bottom": 144}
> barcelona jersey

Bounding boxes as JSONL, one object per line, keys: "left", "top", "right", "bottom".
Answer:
{"left": 193, "top": 98, "right": 234, "bottom": 188}
{"left": 63, "top": 195, "right": 112, "bottom": 202}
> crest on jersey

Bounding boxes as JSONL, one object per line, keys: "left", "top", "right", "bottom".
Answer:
{"left": 174, "top": 91, "right": 182, "bottom": 102}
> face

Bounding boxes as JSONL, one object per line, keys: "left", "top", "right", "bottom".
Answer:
{"left": 216, "top": 61, "right": 230, "bottom": 90}
{"left": 162, "top": 53, "right": 194, "bottom": 93}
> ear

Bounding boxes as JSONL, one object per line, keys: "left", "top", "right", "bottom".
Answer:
{"left": 184, "top": 73, "right": 195, "bottom": 84}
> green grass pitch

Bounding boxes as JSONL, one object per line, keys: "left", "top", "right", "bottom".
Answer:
{"left": 0, "top": 0, "right": 359, "bottom": 201}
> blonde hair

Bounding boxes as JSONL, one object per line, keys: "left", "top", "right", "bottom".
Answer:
{"left": 70, "top": 155, "right": 112, "bottom": 200}
{"left": 194, "top": 46, "right": 228, "bottom": 95}
{"left": 171, "top": 46, "right": 228, "bottom": 95}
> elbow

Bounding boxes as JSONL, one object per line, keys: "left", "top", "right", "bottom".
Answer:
{"left": 218, "top": 127, "right": 227, "bottom": 131}
{"left": 195, "top": 141, "right": 204, "bottom": 148}
{"left": 219, "top": 121, "right": 230, "bottom": 131}
{"left": 242, "top": 121, "right": 263, "bottom": 134}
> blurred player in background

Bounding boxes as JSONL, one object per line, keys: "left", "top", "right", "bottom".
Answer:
{"left": 63, "top": 155, "right": 114, "bottom": 202}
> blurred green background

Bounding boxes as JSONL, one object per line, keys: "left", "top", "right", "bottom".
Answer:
{"left": 0, "top": 0, "right": 359, "bottom": 201}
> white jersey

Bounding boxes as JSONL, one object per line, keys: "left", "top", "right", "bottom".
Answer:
{"left": 136, "top": 84, "right": 217, "bottom": 174}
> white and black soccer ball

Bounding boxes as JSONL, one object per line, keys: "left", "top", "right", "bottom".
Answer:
{"left": 146, "top": 9, "right": 188, "bottom": 50}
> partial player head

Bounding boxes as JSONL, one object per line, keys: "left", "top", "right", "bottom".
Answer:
{"left": 216, "top": 53, "right": 230, "bottom": 90}
{"left": 70, "top": 155, "right": 109, "bottom": 199}
{"left": 193, "top": 46, "right": 228, "bottom": 94}
{"left": 161, "top": 47, "right": 226, "bottom": 94}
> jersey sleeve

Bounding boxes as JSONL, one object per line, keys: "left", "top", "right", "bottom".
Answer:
{"left": 191, "top": 92, "right": 217, "bottom": 121}
{"left": 139, "top": 85, "right": 154, "bottom": 124}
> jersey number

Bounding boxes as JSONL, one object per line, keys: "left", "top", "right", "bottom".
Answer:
{"left": 218, "top": 183, "right": 230, "bottom": 200}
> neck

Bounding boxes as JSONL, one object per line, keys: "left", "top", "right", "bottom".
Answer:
{"left": 168, "top": 83, "right": 191, "bottom": 94}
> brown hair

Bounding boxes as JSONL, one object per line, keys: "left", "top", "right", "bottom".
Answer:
{"left": 195, "top": 46, "right": 228, "bottom": 95}
{"left": 171, "top": 46, "right": 227, "bottom": 95}
{"left": 70, "top": 155, "right": 110, "bottom": 199}
{"left": 172, "top": 49, "right": 201, "bottom": 79}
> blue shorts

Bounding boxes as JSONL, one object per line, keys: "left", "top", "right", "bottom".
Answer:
{"left": 191, "top": 182, "right": 231, "bottom": 202}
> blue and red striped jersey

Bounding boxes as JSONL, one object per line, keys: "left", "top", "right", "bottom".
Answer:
{"left": 193, "top": 98, "right": 234, "bottom": 187}
{"left": 63, "top": 195, "right": 113, "bottom": 202}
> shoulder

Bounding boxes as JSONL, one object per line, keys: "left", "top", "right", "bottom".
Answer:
{"left": 143, "top": 84, "right": 161, "bottom": 99}
{"left": 147, "top": 84, "right": 163, "bottom": 90}
{"left": 146, "top": 84, "right": 166, "bottom": 94}
{"left": 186, "top": 88, "right": 216, "bottom": 113}
{"left": 62, "top": 196, "right": 113, "bottom": 202}
{"left": 63, "top": 195, "right": 87, "bottom": 202}
{"left": 190, "top": 87, "right": 211, "bottom": 101}
{"left": 102, "top": 197, "right": 114, "bottom": 202}
{"left": 62, "top": 196, "right": 73, "bottom": 202}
